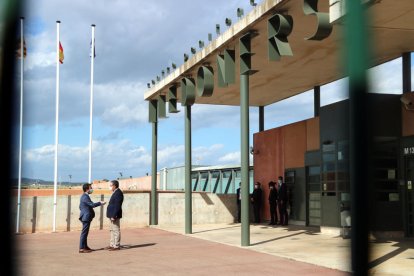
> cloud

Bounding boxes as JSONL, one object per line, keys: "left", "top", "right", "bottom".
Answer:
{"left": 23, "top": 78, "right": 148, "bottom": 127}
{"left": 218, "top": 151, "right": 240, "bottom": 164}
{"left": 23, "top": 139, "right": 150, "bottom": 181}
{"left": 22, "top": 140, "right": 240, "bottom": 182}
{"left": 368, "top": 57, "right": 402, "bottom": 94}
{"left": 96, "top": 131, "right": 120, "bottom": 141}
{"left": 24, "top": 51, "right": 55, "bottom": 70}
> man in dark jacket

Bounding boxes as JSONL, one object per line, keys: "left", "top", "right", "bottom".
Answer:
{"left": 277, "top": 176, "right": 288, "bottom": 226}
{"left": 106, "top": 180, "right": 124, "bottom": 251}
{"left": 268, "top": 181, "right": 278, "bottom": 225}
{"left": 79, "top": 183, "right": 106, "bottom": 253}
{"left": 251, "top": 182, "right": 263, "bottom": 223}
{"left": 236, "top": 182, "right": 241, "bottom": 223}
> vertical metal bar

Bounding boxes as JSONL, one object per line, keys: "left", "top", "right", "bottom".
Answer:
{"left": 185, "top": 105, "right": 192, "bottom": 234}
{"left": 314, "top": 86, "right": 320, "bottom": 117}
{"left": 241, "top": 74, "right": 250, "bottom": 246}
{"left": 150, "top": 119, "right": 158, "bottom": 225}
{"left": 346, "top": 1, "right": 369, "bottom": 274}
{"left": 53, "top": 20, "right": 61, "bottom": 233}
{"left": 259, "top": 106, "right": 264, "bottom": 132}
{"left": 88, "top": 24, "right": 95, "bottom": 184}
{"left": 1, "top": 3, "right": 21, "bottom": 273}
{"left": 403, "top": 52, "right": 412, "bottom": 93}
{"left": 16, "top": 16, "right": 24, "bottom": 234}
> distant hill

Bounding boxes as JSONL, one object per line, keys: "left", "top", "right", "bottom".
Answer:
{"left": 11, "top": 178, "right": 83, "bottom": 188}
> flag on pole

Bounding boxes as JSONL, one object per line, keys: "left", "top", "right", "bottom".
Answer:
{"left": 59, "top": 42, "right": 64, "bottom": 64}
{"left": 89, "top": 39, "right": 96, "bottom": 58}
{"left": 16, "top": 38, "right": 27, "bottom": 58}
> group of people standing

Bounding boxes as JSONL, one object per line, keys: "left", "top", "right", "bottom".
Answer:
{"left": 236, "top": 176, "right": 288, "bottom": 226}
{"left": 78, "top": 180, "right": 124, "bottom": 253}
{"left": 267, "top": 176, "right": 288, "bottom": 226}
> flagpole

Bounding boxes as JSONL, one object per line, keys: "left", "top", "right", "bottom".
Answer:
{"left": 53, "top": 20, "right": 61, "bottom": 232}
{"left": 16, "top": 16, "right": 24, "bottom": 234}
{"left": 88, "top": 24, "right": 95, "bottom": 184}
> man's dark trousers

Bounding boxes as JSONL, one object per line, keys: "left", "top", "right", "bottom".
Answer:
{"left": 80, "top": 221, "right": 91, "bottom": 249}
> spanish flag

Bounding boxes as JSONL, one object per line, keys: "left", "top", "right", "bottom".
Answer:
{"left": 16, "top": 38, "right": 27, "bottom": 59}
{"left": 59, "top": 42, "right": 64, "bottom": 64}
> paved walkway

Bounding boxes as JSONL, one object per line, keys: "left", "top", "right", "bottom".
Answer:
{"left": 15, "top": 223, "right": 414, "bottom": 275}
{"left": 155, "top": 223, "right": 414, "bottom": 275}
{"left": 15, "top": 226, "right": 348, "bottom": 276}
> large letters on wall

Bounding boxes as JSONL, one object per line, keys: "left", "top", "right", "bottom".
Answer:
{"left": 197, "top": 66, "right": 214, "bottom": 97}
{"left": 181, "top": 77, "right": 196, "bottom": 106}
{"left": 303, "top": 0, "right": 333, "bottom": 40}
{"left": 268, "top": 13, "right": 294, "bottom": 61}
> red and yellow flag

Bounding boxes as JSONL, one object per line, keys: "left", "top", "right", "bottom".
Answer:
{"left": 16, "top": 38, "right": 27, "bottom": 59}
{"left": 59, "top": 42, "right": 64, "bottom": 64}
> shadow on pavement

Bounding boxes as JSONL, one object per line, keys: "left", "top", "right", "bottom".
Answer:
{"left": 368, "top": 239, "right": 414, "bottom": 269}
{"left": 193, "top": 225, "right": 240, "bottom": 234}
{"left": 94, "top": 243, "right": 156, "bottom": 251}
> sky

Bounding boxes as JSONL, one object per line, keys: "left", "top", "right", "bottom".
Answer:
{"left": 10, "top": 0, "right": 413, "bottom": 183}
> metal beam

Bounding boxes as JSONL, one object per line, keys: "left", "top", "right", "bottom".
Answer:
{"left": 314, "top": 86, "right": 320, "bottom": 117}
{"left": 185, "top": 105, "right": 192, "bottom": 234}
{"left": 259, "top": 106, "right": 264, "bottom": 132}
{"left": 403, "top": 52, "right": 411, "bottom": 93}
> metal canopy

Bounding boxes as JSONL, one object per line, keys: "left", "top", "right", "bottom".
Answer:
{"left": 144, "top": 0, "right": 414, "bottom": 107}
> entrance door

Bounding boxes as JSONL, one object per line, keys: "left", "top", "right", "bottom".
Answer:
{"left": 307, "top": 166, "right": 321, "bottom": 226}
{"left": 405, "top": 156, "right": 414, "bottom": 237}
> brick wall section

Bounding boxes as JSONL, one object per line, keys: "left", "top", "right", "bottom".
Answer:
{"left": 253, "top": 117, "right": 320, "bottom": 221}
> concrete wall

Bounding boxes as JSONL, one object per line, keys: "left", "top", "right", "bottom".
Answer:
{"left": 306, "top": 117, "right": 320, "bottom": 151}
{"left": 158, "top": 193, "right": 237, "bottom": 225}
{"left": 12, "top": 192, "right": 237, "bottom": 233}
{"left": 253, "top": 118, "right": 319, "bottom": 221}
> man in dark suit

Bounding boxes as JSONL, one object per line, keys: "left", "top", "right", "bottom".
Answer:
{"left": 277, "top": 176, "right": 288, "bottom": 226}
{"left": 251, "top": 182, "right": 263, "bottom": 223}
{"left": 236, "top": 182, "right": 241, "bottom": 223}
{"left": 79, "top": 183, "right": 105, "bottom": 253}
{"left": 268, "top": 181, "right": 278, "bottom": 225}
{"left": 106, "top": 180, "right": 124, "bottom": 251}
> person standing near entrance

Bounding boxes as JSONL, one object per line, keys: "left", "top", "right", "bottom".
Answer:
{"left": 268, "top": 181, "right": 278, "bottom": 225}
{"left": 236, "top": 182, "right": 242, "bottom": 223}
{"left": 106, "top": 180, "right": 124, "bottom": 251}
{"left": 79, "top": 183, "right": 106, "bottom": 253}
{"left": 251, "top": 182, "right": 263, "bottom": 223}
{"left": 278, "top": 176, "right": 288, "bottom": 226}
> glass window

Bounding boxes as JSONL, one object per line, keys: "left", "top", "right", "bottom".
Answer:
{"left": 322, "top": 144, "right": 335, "bottom": 152}
{"left": 323, "top": 153, "right": 335, "bottom": 162}
{"left": 323, "top": 162, "right": 335, "bottom": 172}
{"left": 309, "top": 166, "right": 320, "bottom": 175}
{"left": 337, "top": 141, "right": 349, "bottom": 161}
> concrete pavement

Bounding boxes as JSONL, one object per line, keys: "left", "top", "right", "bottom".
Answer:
{"left": 155, "top": 223, "right": 414, "bottom": 275}
{"left": 15, "top": 226, "right": 347, "bottom": 276}
{"left": 14, "top": 223, "right": 414, "bottom": 275}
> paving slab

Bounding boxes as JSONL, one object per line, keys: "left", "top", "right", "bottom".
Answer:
{"left": 15, "top": 227, "right": 348, "bottom": 276}
{"left": 155, "top": 223, "right": 414, "bottom": 276}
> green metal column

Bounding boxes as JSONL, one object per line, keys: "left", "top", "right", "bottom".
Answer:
{"left": 151, "top": 119, "right": 158, "bottom": 225}
{"left": 346, "top": 1, "right": 369, "bottom": 274}
{"left": 185, "top": 104, "right": 192, "bottom": 234}
{"left": 403, "top": 52, "right": 411, "bottom": 93}
{"left": 314, "top": 86, "right": 320, "bottom": 117}
{"left": 259, "top": 106, "right": 264, "bottom": 132}
{"left": 241, "top": 74, "right": 250, "bottom": 246}
{"left": 149, "top": 99, "right": 158, "bottom": 225}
